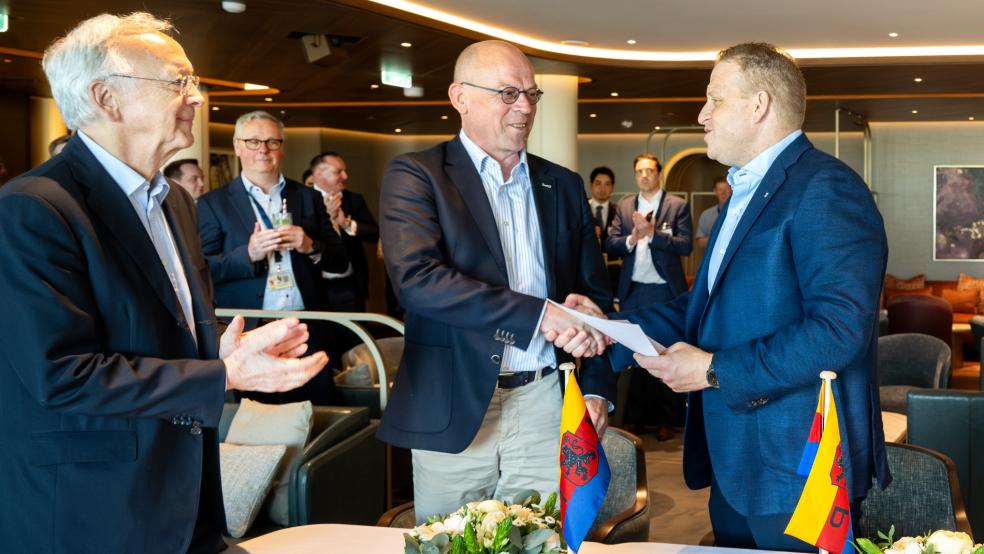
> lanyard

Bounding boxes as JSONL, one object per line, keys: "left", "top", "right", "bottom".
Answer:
{"left": 247, "top": 192, "right": 283, "bottom": 263}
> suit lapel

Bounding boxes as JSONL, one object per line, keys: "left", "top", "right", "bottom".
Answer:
{"left": 705, "top": 134, "right": 811, "bottom": 302}
{"left": 528, "top": 156, "right": 557, "bottom": 299}
{"left": 65, "top": 140, "right": 190, "bottom": 334}
{"left": 228, "top": 177, "right": 259, "bottom": 232}
{"left": 162, "top": 195, "right": 208, "bottom": 354}
{"left": 445, "top": 138, "right": 508, "bottom": 277}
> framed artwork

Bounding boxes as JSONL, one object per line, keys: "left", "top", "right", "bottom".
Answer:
{"left": 934, "top": 165, "right": 984, "bottom": 261}
{"left": 208, "top": 149, "right": 238, "bottom": 192}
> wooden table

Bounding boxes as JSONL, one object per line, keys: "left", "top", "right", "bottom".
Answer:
{"left": 232, "top": 524, "right": 785, "bottom": 554}
{"left": 952, "top": 323, "right": 972, "bottom": 369}
{"left": 881, "top": 410, "right": 907, "bottom": 443}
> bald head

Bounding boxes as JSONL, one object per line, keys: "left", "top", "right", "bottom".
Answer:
{"left": 453, "top": 40, "right": 533, "bottom": 83}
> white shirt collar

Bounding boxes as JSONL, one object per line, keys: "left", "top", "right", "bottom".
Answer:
{"left": 77, "top": 130, "right": 169, "bottom": 202}
{"left": 458, "top": 130, "right": 528, "bottom": 183}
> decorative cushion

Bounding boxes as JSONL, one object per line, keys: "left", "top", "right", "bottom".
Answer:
{"left": 219, "top": 443, "right": 287, "bottom": 538}
{"left": 942, "top": 288, "right": 979, "bottom": 314}
{"left": 338, "top": 337, "right": 404, "bottom": 385}
{"left": 884, "top": 286, "right": 934, "bottom": 304}
{"left": 885, "top": 274, "right": 926, "bottom": 290}
{"left": 957, "top": 273, "right": 984, "bottom": 312}
{"left": 225, "top": 399, "right": 313, "bottom": 526}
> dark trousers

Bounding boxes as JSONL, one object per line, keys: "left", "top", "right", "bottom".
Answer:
{"left": 709, "top": 476, "right": 863, "bottom": 551}
{"left": 621, "top": 282, "right": 685, "bottom": 427}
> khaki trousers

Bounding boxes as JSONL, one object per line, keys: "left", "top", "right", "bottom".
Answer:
{"left": 411, "top": 372, "right": 562, "bottom": 523}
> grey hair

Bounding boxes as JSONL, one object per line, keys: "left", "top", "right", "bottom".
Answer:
{"left": 42, "top": 12, "right": 174, "bottom": 129}
{"left": 233, "top": 111, "right": 285, "bottom": 141}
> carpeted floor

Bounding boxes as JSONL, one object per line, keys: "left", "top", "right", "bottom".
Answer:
{"left": 635, "top": 428, "right": 712, "bottom": 544}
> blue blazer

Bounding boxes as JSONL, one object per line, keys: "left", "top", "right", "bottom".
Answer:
{"left": 611, "top": 134, "right": 891, "bottom": 516}
{"left": 378, "top": 137, "right": 616, "bottom": 453}
{"left": 197, "top": 176, "right": 348, "bottom": 311}
{"left": 606, "top": 191, "right": 693, "bottom": 300}
{"left": 0, "top": 137, "right": 228, "bottom": 552}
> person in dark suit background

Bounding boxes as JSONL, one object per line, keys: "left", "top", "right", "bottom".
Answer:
{"left": 606, "top": 154, "right": 692, "bottom": 440}
{"left": 198, "top": 110, "right": 348, "bottom": 404}
{"left": 309, "top": 152, "right": 379, "bottom": 313}
{"left": 588, "top": 166, "right": 621, "bottom": 293}
{"left": 378, "top": 40, "right": 614, "bottom": 522}
{"left": 0, "top": 13, "right": 327, "bottom": 553}
{"left": 571, "top": 42, "right": 890, "bottom": 550}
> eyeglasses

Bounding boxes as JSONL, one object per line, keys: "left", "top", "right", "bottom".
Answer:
{"left": 461, "top": 82, "right": 543, "bottom": 105}
{"left": 237, "top": 138, "right": 284, "bottom": 151}
{"left": 108, "top": 73, "right": 201, "bottom": 96}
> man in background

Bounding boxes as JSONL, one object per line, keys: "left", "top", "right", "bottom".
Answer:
{"left": 696, "top": 176, "right": 732, "bottom": 249}
{"left": 310, "top": 151, "right": 379, "bottom": 312}
{"left": 198, "top": 110, "right": 348, "bottom": 404}
{"left": 589, "top": 165, "right": 620, "bottom": 293}
{"left": 164, "top": 158, "right": 206, "bottom": 200}
{"left": 606, "top": 153, "right": 692, "bottom": 440}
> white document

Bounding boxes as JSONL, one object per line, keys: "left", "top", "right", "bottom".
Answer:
{"left": 547, "top": 299, "right": 663, "bottom": 356}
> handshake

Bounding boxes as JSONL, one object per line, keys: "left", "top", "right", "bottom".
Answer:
{"left": 540, "top": 294, "right": 610, "bottom": 358}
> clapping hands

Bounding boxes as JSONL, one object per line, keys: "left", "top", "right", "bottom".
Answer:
{"left": 220, "top": 316, "right": 328, "bottom": 393}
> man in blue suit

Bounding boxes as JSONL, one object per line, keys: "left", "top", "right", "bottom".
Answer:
{"left": 378, "top": 40, "right": 614, "bottom": 522}
{"left": 572, "top": 43, "right": 890, "bottom": 550}
{"left": 198, "top": 111, "right": 349, "bottom": 404}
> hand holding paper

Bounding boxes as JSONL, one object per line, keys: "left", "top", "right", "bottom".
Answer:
{"left": 545, "top": 296, "right": 663, "bottom": 356}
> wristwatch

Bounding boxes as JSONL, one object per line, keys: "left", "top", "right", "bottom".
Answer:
{"left": 706, "top": 359, "right": 720, "bottom": 389}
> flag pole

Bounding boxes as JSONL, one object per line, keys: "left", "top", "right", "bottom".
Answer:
{"left": 560, "top": 361, "right": 576, "bottom": 391}
{"left": 817, "top": 370, "right": 837, "bottom": 554}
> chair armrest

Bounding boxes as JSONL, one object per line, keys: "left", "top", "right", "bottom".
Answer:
{"left": 302, "top": 406, "right": 370, "bottom": 460}
{"left": 289, "top": 422, "right": 386, "bottom": 526}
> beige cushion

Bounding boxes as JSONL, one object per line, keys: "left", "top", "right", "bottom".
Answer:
{"left": 957, "top": 273, "right": 984, "bottom": 312}
{"left": 334, "top": 362, "right": 373, "bottom": 387}
{"left": 338, "top": 337, "right": 404, "bottom": 385}
{"left": 219, "top": 443, "right": 287, "bottom": 538}
{"left": 225, "top": 399, "right": 313, "bottom": 526}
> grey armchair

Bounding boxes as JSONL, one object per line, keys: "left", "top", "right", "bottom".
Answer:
{"left": 908, "top": 390, "right": 984, "bottom": 541}
{"left": 857, "top": 443, "right": 972, "bottom": 540}
{"left": 877, "top": 333, "right": 951, "bottom": 414}
{"left": 218, "top": 403, "right": 386, "bottom": 536}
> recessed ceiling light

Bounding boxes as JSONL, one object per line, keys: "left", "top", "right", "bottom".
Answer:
{"left": 911, "top": 109, "right": 919, "bottom": 114}
{"left": 2, "top": 59, "right": 10, "bottom": 63}
{"left": 888, "top": 32, "right": 899, "bottom": 38}
{"left": 243, "top": 82, "right": 269, "bottom": 90}
{"left": 589, "top": 113, "right": 597, "bottom": 118}
{"left": 626, "top": 39, "right": 637, "bottom": 45}
{"left": 610, "top": 92, "right": 619, "bottom": 97}
{"left": 280, "top": 110, "right": 286, "bottom": 115}
{"left": 370, "top": 84, "right": 380, "bottom": 89}
{"left": 667, "top": 112, "right": 675, "bottom": 116}
{"left": 560, "top": 40, "right": 589, "bottom": 46}
{"left": 264, "top": 97, "right": 273, "bottom": 102}
{"left": 440, "top": 115, "right": 448, "bottom": 120}
{"left": 211, "top": 106, "right": 220, "bottom": 111}
{"left": 395, "top": 128, "right": 403, "bottom": 133}
{"left": 913, "top": 77, "right": 923, "bottom": 82}
{"left": 970, "top": 116, "right": 976, "bottom": 121}
{"left": 400, "top": 42, "right": 412, "bottom": 48}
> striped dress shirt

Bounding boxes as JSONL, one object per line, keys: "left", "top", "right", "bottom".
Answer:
{"left": 459, "top": 130, "right": 554, "bottom": 373}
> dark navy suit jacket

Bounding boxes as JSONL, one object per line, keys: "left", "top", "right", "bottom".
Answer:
{"left": 378, "top": 137, "right": 616, "bottom": 453}
{"left": 197, "top": 176, "right": 348, "bottom": 311}
{"left": 606, "top": 191, "right": 693, "bottom": 300}
{"left": 611, "top": 134, "right": 891, "bottom": 516}
{"left": 0, "top": 137, "right": 228, "bottom": 552}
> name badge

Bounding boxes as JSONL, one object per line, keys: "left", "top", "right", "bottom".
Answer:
{"left": 268, "top": 266, "right": 295, "bottom": 291}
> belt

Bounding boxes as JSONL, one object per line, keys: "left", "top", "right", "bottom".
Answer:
{"left": 497, "top": 366, "right": 557, "bottom": 390}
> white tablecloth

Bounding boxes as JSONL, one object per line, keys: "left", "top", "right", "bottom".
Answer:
{"left": 232, "top": 524, "right": 783, "bottom": 554}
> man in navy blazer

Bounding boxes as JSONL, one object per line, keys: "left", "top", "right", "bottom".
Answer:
{"left": 574, "top": 43, "right": 890, "bottom": 550}
{"left": 0, "top": 14, "right": 326, "bottom": 552}
{"left": 198, "top": 112, "right": 348, "bottom": 404}
{"left": 378, "top": 40, "right": 614, "bottom": 521}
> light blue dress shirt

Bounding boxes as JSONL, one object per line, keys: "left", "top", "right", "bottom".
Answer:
{"left": 241, "top": 174, "right": 306, "bottom": 311}
{"left": 707, "top": 130, "right": 803, "bottom": 292}
{"left": 77, "top": 131, "right": 197, "bottom": 345}
{"left": 459, "top": 130, "right": 554, "bottom": 373}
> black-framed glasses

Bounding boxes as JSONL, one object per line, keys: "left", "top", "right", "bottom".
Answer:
{"left": 461, "top": 82, "right": 543, "bottom": 105}
{"left": 237, "top": 138, "right": 284, "bottom": 151}
{"left": 108, "top": 73, "right": 201, "bottom": 95}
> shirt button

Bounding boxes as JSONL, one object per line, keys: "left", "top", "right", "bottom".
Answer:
{"left": 718, "top": 249, "right": 725, "bottom": 254}
{"left": 491, "top": 354, "right": 502, "bottom": 364}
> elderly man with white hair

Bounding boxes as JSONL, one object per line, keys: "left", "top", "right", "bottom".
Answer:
{"left": 0, "top": 13, "right": 328, "bottom": 553}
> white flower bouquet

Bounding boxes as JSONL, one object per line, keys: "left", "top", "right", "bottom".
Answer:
{"left": 856, "top": 527, "right": 984, "bottom": 554}
{"left": 404, "top": 490, "right": 566, "bottom": 554}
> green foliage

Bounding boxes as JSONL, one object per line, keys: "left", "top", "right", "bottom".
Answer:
{"left": 854, "top": 538, "right": 883, "bottom": 554}
{"left": 542, "top": 492, "right": 557, "bottom": 517}
{"left": 449, "top": 535, "right": 466, "bottom": 554}
{"left": 492, "top": 516, "right": 514, "bottom": 552}
{"left": 463, "top": 522, "right": 480, "bottom": 554}
{"left": 404, "top": 532, "right": 422, "bottom": 554}
{"left": 513, "top": 489, "right": 541, "bottom": 507}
